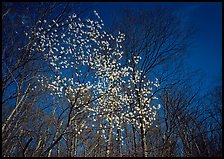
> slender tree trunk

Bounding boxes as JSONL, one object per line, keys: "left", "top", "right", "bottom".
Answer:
{"left": 143, "top": 127, "right": 148, "bottom": 157}
{"left": 117, "top": 129, "right": 122, "bottom": 157}
{"left": 57, "top": 141, "right": 60, "bottom": 157}
{"left": 48, "top": 127, "right": 61, "bottom": 157}
{"left": 106, "top": 118, "right": 113, "bottom": 157}
{"left": 74, "top": 133, "right": 78, "bottom": 157}
{"left": 33, "top": 138, "right": 42, "bottom": 156}
{"left": 132, "top": 124, "right": 137, "bottom": 157}
{"left": 124, "top": 123, "right": 129, "bottom": 157}
{"left": 71, "top": 134, "right": 75, "bottom": 157}
{"left": 106, "top": 127, "right": 112, "bottom": 157}
{"left": 48, "top": 148, "right": 52, "bottom": 157}
{"left": 97, "top": 130, "right": 101, "bottom": 157}
{"left": 2, "top": 84, "right": 30, "bottom": 133}
{"left": 140, "top": 121, "right": 147, "bottom": 157}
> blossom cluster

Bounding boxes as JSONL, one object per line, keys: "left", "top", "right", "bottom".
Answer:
{"left": 25, "top": 11, "right": 160, "bottom": 143}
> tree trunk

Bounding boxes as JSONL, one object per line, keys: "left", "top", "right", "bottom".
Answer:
{"left": 140, "top": 122, "right": 147, "bottom": 157}
{"left": 132, "top": 124, "right": 137, "bottom": 157}
{"left": 106, "top": 121, "right": 113, "bottom": 157}
{"left": 124, "top": 123, "right": 130, "bottom": 157}
{"left": 117, "top": 129, "right": 122, "bottom": 157}
{"left": 69, "top": 132, "right": 77, "bottom": 157}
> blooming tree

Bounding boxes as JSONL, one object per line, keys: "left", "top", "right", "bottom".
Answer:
{"left": 20, "top": 10, "right": 161, "bottom": 156}
{"left": 4, "top": 4, "right": 217, "bottom": 157}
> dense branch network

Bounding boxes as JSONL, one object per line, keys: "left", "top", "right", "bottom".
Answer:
{"left": 22, "top": 11, "right": 161, "bottom": 150}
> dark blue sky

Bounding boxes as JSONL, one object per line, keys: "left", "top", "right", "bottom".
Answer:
{"left": 4, "top": 2, "right": 221, "bottom": 94}
{"left": 81, "top": 2, "right": 222, "bottom": 92}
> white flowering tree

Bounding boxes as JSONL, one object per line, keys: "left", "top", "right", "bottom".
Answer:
{"left": 27, "top": 10, "right": 161, "bottom": 157}
{"left": 4, "top": 4, "right": 215, "bottom": 158}
{"left": 4, "top": 5, "right": 161, "bottom": 156}
{"left": 109, "top": 8, "right": 195, "bottom": 156}
{"left": 26, "top": 10, "right": 127, "bottom": 156}
{"left": 124, "top": 64, "right": 161, "bottom": 157}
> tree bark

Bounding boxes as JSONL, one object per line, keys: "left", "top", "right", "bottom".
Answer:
{"left": 132, "top": 124, "right": 137, "bottom": 157}
{"left": 140, "top": 122, "right": 147, "bottom": 157}
{"left": 117, "top": 129, "right": 122, "bottom": 157}
{"left": 106, "top": 119, "right": 113, "bottom": 157}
